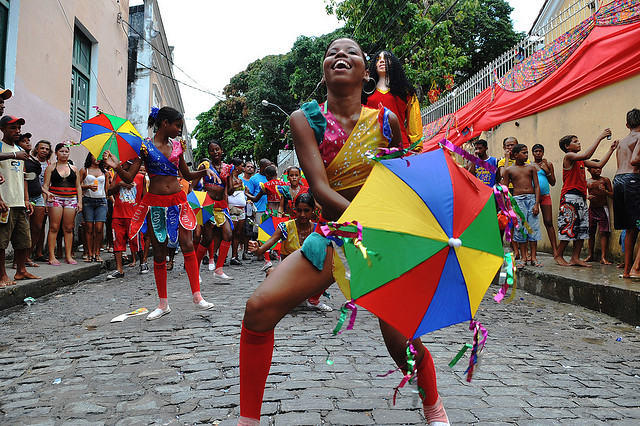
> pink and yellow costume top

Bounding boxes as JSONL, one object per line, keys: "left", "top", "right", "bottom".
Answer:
{"left": 301, "top": 100, "right": 392, "bottom": 191}
{"left": 298, "top": 100, "right": 393, "bottom": 285}
{"left": 129, "top": 138, "right": 196, "bottom": 245}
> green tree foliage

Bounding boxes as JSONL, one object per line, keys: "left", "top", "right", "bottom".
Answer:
{"left": 326, "top": 0, "right": 522, "bottom": 94}
{"left": 193, "top": 30, "right": 344, "bottom": 163}
{"left": 193, "top": 1, "right": 520, "bottom": 161}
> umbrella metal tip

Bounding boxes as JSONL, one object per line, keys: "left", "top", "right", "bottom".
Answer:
{"left": 448, "top": 237, "right": 462, "bottom": 248}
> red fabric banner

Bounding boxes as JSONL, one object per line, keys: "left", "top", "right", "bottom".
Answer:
{"left": 422, "top": 21, "right": 640, "bottom": 150}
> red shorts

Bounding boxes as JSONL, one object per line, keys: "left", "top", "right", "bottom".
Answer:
{"left": 112, "top": 217, "right": 141, "bottom": 252}
{"left": 540, "top": 194, "right": 552, "bottom": 206}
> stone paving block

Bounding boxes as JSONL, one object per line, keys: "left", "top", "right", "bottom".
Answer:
{"left": 371, "top": 408, "right": 423, "bottom": 424}
{"left": 447, "top": 408, "right": 479, "bottom": 424}
{"left": 325, "top": 410, "right": 375, "bottom": 425}
{"left": 277, "top": 379, "right": 324, "bottom": 390}
{"left": 526, "top": 396, "right": 579, "bottom": 408}
{"left": 299, "top": 387, "right": 348, "bottom": 399}
{"left": 0, "top": 397, "right": 41, "bottom": 410}
{"left": 613, "top": 407, "right": 640, "bottom": 418}
{"left": 60, "top": 420, "right": 105, "bottom": 426}
{"left": 177, "top": 408, "right": 232, "bottom": 424}
{"left": 69, "top": 401, "right": 108, "bottom": 414}
{"left": 263, "top": 389, "right": 298, "bottom": 402}
{"left": 471, "top": 406, "right": 529, "bottom": 421}
{"left": 274, "top": 411, "right": 323, "bottom": 426}
{"left": 280, "top": 396, "right": 335, "bottom": 412}
{"left": 200, "top": 394, "right": 240, "bottom": 408}
{"left": 113, "top": 414, "right": 177, "bottom": 426}
{"left": 523, "top": 407, "right": 577, "bottom": 419}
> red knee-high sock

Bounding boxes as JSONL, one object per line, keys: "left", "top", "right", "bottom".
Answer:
{"left": 417, "top": 347, "right": 438, "bottom": 405}
{"left": 308, "top": 291, "right": 323, "bottom": 304}
{"left": 240, "top": 323, "right": 274, "bottom": 420}
{"left": 182, "top": 250, "right": 201, "bottom": 294}
{"left": 153, "top": 261, "right": 168, "bottom": 299}
{"left": 208, "top": 240, "right": 215, "bottom": 258}
{"left": 195, "top": 244, "right": 208, "bottom": 266}
{"left": 216, "top": 240, "right": 231, "bottom": 270}
{"left": 263, "top": 251, "right": 270, "bottom": 262}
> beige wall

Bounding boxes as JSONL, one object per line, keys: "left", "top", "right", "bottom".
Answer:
{"left": 481, "top": 73, "right": 640, "bottom": 258}
{"left": 7, "top": 0, "right": 129, "bottom": 164}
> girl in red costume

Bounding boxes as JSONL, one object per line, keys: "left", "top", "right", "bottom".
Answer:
{"left": 363, "top": 50, "right": 422, "bottom": 150}
{"left": 194, "top": 140, "right": 234, "bottom": 280}
{"left": 278, "top": 166, "right": 309, "bottom": 218}
{"left": 103, "top": 107, "right": 218, "bottom": 321}
{"left": 238, "top": 38, "right": 449, "bottom": 426}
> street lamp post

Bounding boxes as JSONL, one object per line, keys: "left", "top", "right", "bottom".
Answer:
{"left": 261, "top": 99, "right": 290, "bottom": 117}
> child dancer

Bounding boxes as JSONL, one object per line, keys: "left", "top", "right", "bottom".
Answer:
{"left": 239, "top": 38, "right": 448, "bottom": 426}
{"left": 103, "top": 107, "right": 218, "bottom": 320}
{"left": 194, "top": 141, "right": 233, "bottom": 279}
{"left": 249, "top": 193, "right": 331, "bottom": 312}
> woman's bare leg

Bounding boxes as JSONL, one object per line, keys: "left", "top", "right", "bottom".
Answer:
{"left": 240, "top": 249, "right": 334, "bottom": 423}
{"left": 46, "top": 207, "right": 63, "bottom": 263}
{"left": 62, "top": 208, "right": 76, "bottom": 262}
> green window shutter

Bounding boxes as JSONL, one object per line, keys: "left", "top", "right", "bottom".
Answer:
{"left": 0, "top": 0, "right": 9, "bottom": 87}
{"left": 70, "top": 26, "right": 91, "bottom": 130}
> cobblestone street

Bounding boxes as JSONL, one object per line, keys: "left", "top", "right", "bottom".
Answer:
{"left": 1, "top": 255, "right": 640, "bottom": 425}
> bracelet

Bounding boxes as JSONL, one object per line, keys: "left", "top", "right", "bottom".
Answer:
{"left": 12, "top": 152, "right": 16, "bottom": 159}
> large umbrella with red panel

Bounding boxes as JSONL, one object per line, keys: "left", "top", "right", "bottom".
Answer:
{"left": 334, "top": 149, "right": 503, "bottom": 339}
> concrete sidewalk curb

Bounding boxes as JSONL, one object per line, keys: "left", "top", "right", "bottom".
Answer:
{"left": 0, "top": 257, "right": 118, "bottom": 311}
{"left": 518, "top": 267, "right": 640, "bottom": 326}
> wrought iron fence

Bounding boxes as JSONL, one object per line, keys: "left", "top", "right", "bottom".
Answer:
{"left": 421, "top": 0, "right": 600, "bottom": 126}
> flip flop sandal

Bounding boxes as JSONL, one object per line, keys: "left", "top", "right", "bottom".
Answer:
{"left": 515, "top": 260, "right": 526, "bottom": 269}
{"left": 532, "top": 260, "right": 542, "bottom": 267}
{"left": 25, "top": 260, "right": 39, "bottom": 267}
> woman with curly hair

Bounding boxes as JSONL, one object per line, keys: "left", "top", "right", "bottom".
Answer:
{"left": 363, "top": 50, "right": 423, "bottom": 150}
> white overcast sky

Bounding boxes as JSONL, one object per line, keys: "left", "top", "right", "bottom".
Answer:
{"left": 132, "top": 0, "right": 545, "bottom": 141}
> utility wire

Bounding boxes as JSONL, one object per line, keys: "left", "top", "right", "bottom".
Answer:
{"left": 368, "top": 0, "right": 413, "bottom": 54}
{"left": 133, "top": 59, "right": 225, "bottom": 101}
{"left": 55, "top": 0, "right": 116, "bottom": 114}
{"left": 121, "top": 18, "right": 224, "bottom": 101}
{"left": 351, "top": 0, "right": 378, "bottom": 38}
{"left": 399, "top": 0, "right": 462, "bottom": 60}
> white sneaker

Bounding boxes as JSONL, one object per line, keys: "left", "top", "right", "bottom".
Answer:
{"left": 146, "top": 306, "right": 171, "bottom": 321}
{"left": 213, "top": 271, "right": 233, "bottom": 280}
{"left": 208, "top": 260, "right": 215, "bottom": 271}
{"left": 261, "top": 261, "right": 273, "bottom": 271}
{"left": 305, "top": 300, "right": 333, "bottom": 312}
{"left": 195, "top": 299, "right": 214, "bottom": 310}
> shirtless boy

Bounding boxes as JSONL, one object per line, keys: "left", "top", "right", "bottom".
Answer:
{"left": 586, "top": 162, "right": 613, "bottom": 264}
{"left": 501, "top": 144, "right": 541, "bottom": 267}
{"left": 613, "top": 109, "right": 640, "bottom": 278}
{"left": 555, "top": 129, "right": 617, "bottom": 267}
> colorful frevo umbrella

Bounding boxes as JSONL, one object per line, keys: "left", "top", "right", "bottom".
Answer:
{"left": 258, "top": 216, "right": 288, "bottom": 251}
{"left": 334, "top": 149, "right": 503, "bottom": 340}
{"left": 187, "top": 190, "right": 215, "bottom": 225}
{"left": 80, "top": 112, "right": 143, "bottom": 162}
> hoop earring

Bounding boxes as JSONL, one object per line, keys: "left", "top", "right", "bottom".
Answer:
{"left": 362, "top": 77, "right": 377, "bottom": 95}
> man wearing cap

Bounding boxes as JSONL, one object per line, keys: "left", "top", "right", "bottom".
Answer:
{"left": 0, "top": 115, "right": 39, "bottom": 286}
{"left": 0, "top": 88, "right": 12, "bottom": 116}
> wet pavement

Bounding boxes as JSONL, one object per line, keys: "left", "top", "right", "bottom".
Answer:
{"left": 1, "top": 252, "right": 640, "bottom": 425}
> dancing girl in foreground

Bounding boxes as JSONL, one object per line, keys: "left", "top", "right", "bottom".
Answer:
{"left": 104, "top": 107, "right": 219, "bottom": 321}
{"left": 238, "top": 38, "right": 449, "bottom": 426}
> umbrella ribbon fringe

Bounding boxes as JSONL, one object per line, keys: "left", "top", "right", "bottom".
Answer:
{"left": 448, "top": 343, "right": 473, "bottom": 368}
{"left": 365, "top": 138, "right": 423, "bottom": 162}
{"left": 493, "top": 185, "right": 520, "bottom": 241}
{"left": 507, "top": 191, "right": 534, "bottom": 237}
{"left": 464, "top": 320, "right": 488, "bottom": 382}
{"left": 332, "top": 300, "right": 357, "bottom": 335}
{"left": 494, "top": 253, "right": 517, "bottom": 303}
{"left": 320, "top": 221, "right": 375, "bottom": 266}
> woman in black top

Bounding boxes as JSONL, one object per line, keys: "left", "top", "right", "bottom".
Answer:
{"left": 42, "top": 143, "right": 82, "bottom": 265}
{"left": 17, "top": 135, "right": 43, "bottom": 266}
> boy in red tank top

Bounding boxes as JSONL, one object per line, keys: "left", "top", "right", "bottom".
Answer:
{"left": 555, "top": 130, "right": 618, "bottom": 266}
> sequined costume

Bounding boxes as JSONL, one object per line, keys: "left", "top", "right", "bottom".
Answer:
{"left": 301, "top": 100, "right": 392, "bottom": 191}
{"left": 129, "top": 139, "right": 196, "bottom": 244}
